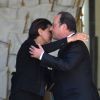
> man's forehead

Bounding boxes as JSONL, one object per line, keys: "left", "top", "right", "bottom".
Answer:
{"left": 54, "top": 15, "right": 58, "bottom": 20}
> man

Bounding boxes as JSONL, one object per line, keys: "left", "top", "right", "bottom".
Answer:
{"left": 29, "top": 12, "right": 100, "bottom": 100}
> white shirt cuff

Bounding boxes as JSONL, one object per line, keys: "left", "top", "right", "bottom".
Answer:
{"left": 39, "top": 51, "right": 44, "bottom": 60}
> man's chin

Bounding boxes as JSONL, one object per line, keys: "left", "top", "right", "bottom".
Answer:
{"left": 45, "top": 41, "right": 51, "bottom": 44}
{"left": 52, "top": 36, "right": 57, "bottom": 40}
{"left": 53, "top": 37, "right": 59, "bottom": 40}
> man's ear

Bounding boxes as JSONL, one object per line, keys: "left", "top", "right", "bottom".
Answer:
{"left": 63, "top": 24, "right": 68, "bottom": 30}
{"left": 61, "top": 24, "right": 68, "bottom": 31}
{"left": 38, "top": 28, "right": 43, "bottom": 35}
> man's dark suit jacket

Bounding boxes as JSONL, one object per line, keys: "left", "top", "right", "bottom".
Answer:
{"left": 10, "top": 38, "right": 67, "bottom": 96}
{"left": 41, "top": 40, "right": 100, "bottom": 100}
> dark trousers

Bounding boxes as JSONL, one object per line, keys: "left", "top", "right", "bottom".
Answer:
{"left": 9, "top": 89, "right": 43, "bottom": 100}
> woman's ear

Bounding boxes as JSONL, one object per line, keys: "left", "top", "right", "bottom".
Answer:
{"left": 38, "top": 28, "right": 43, "bottom": 36}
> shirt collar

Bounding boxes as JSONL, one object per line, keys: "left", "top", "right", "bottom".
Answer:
{"left": 67, "top": 32, "right": 75, "bottom": 37}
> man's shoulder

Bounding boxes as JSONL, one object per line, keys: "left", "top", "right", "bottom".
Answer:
{"left": 59, "top": 40, "right": 87, "bottom": 52}
{"left": 68, "top": 40, "right": 89, "bottom": 54}
{"left": 68, "top": 40, "right": 86, "bottom": 48}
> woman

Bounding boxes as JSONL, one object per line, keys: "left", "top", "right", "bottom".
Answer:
{"left": 9, "top": 18, "right": 88, "bottom": 100}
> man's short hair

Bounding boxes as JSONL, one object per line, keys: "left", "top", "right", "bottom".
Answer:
{"left": 58, "top": 11, "right": 77, "bottom": 33}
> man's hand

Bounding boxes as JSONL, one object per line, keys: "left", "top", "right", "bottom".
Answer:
{"left": 29, "top": 44, "right": 44, "bottom": 59}
{"left": 67, "top": 33, "right": 89, "bottom": 43}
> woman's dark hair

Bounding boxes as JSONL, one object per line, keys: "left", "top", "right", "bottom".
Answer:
{"left": 58, "top": 11, "right": 77, "bottom": 33}
{"left": 28, "top": 18, "right": 52, "bottom": 39}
